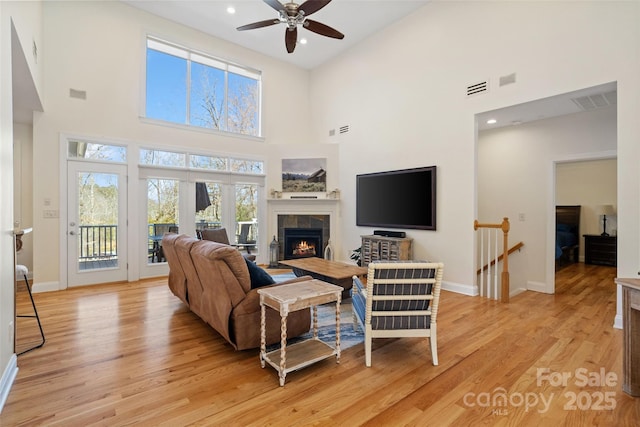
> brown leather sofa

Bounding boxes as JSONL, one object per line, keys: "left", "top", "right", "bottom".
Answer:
{"left": 162, "top": 233, "right": 311, "bottom": 350}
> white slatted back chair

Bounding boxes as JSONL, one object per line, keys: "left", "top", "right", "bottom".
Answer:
{"left": 351, "top": 261, "right": 444, "bottom": 367}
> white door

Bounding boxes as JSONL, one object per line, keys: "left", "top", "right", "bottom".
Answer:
{"left": 67, "top": 161, "right": 127, "bottom": 286}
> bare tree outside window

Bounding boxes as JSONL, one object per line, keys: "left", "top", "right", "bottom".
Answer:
{"left": 190, "top": 64, "right": 224, "bottom": 130}
{"left": 148, "top": 178, "right": 179, "bottom": 225}
{"left": 227, "top": 73, "right": 259, "bottom": 136}
{"left": 146, "top": 37, "right": 261, "bottom": 137}
{"left": 190, "top": 66, "right": 259, "bottom": 136}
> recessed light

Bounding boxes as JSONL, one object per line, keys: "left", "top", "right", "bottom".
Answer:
{"left": 226, "top": 6, "right": 236, "bottom": 14}
{"left": 299, "top": 38, "right": 308, "bottom": 45}
{"left": 486, "top": 119, "right": 497, "bottom": 124}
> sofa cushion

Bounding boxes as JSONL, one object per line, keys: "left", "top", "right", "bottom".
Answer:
{"left": 162, "top": 233, "right": 188, "bottom": 305}
{"left": 245, "top": 258, "right": 276, "bottom": 289}
{"left": 174, "top": 236, "right": 205, "bottom": 315}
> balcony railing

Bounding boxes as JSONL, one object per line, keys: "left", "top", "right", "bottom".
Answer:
{"left": 78, "top": 221, "right": 255, "bottom": 265}
{"left": 79, "top": 225, "right": 118, "bottom": 260}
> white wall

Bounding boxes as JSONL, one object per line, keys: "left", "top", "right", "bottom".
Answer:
{"left": 309, "top": 1, "right": 640, "bottom": 294}
{"left": 32, "top": 1, "right": 318, "bottom": 287}
{"left": 478, "top": 107, "right": 616, "bottom": 292}
{"left": 0, "top": 0, "right": 43, "bottom": 412}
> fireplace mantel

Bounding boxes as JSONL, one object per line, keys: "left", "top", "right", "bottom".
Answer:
{"left": 267, "top": 198, "right": 339, "bottom": 205}
{"left": 267, "top": 198, "right": 341, "bottom": 261}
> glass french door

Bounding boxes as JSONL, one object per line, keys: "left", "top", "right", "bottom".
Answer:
{"left": 67, "top": 161, "right": 127, "bottom": 286}
{"left": 146, "top": 177, "right": 180, "bottom": 265}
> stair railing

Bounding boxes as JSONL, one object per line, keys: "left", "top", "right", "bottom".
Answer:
{"left": 474, "top": 217, "right": 513, "bottom": 303}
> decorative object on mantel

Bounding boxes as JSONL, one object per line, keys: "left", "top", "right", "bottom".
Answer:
{"left": 269, "top": 236, "right": 280, "bottom": 268}
{"left": 270, "top": 188, "right": 282, "bottom": 199}
{"left": 282, "top": 158, "right": 326, "bottom": 193}
{"left": 324, "top": 239, "right": 334, "bottom": 260}
{"left": 596, "top": 204, "right": 616, "bottom": 236}
{"left": 327, "top": 188, "right": 340, "bottom": 199}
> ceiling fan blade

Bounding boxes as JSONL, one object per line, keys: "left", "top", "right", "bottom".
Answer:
{"left": 285, "top": 27, "right": 297, "bottom": 53}
{"left": 263, "top": 0, "right": 285, "bottom": 13}
{"left": 237, "top": 19, "right": 280, "bottom": 31}
{"left": 299, "top": 0, "right": 331, "bottom": 16}
{"left": 303, "top": 19, "right": 344, "bottom": 39}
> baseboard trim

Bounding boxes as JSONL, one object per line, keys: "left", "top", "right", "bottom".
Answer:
{"left": 0, "top": 354, "right": 18, "bottom": 413}
{"left": 613, "top": 314, "right": 623, "bottom": 330}
{"left": 510, "top": 287, "right": 527, "bottom": 298}
{"left": 443, "top": 281, "right": 477, "bottom": 296}
{"left": 32, "top": 281, "right": 60, "bottom": 293}
{"left": 527, "top": 281, "right": 552, "bottom": 294}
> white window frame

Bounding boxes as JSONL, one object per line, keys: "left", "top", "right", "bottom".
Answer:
{"left": 143, "top": 36, "right": 263, "bottom": 139}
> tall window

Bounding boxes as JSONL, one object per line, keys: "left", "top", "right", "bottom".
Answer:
{"left": 146, "top": 37, "right": 262, "bottom": 137}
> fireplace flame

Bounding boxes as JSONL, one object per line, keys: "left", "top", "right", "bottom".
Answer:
{"left": 293, "top": 240, "right": 316, "bottom": 256}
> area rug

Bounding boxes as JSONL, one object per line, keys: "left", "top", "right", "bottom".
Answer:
{"left": 270, "top": 272, "right": 297, "bottom": 283}
{"left": 265, "top": 298, "right": 363, "bottom": 352}
{"left": 268, "top": 272, "right": 363, "bottom": 351}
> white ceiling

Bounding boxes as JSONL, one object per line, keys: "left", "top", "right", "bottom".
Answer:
{"left": 123, "top": 0, "right": 431, "bottom": 70}
{"left": 476, "top": 82, "right": 617, "bottom": 132}
{"left": 123, "top": 0, "right": 618, "bottom": 129}
{"left": 13, "top": 1, "right": 617, "bottom": 128}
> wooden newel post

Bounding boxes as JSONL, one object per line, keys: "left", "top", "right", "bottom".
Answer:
{"left": 500, "top": 217, "right": 510, "bottom": 303}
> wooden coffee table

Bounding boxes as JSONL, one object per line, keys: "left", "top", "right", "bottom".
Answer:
{"left": 279, "top": 258, "right": 368, "bottom": 298}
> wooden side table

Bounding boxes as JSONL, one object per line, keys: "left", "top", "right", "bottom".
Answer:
{"left": 258, "top": 279, "right": 342, "bottom": 386}
{"left": 614, "top": 278, "right": 640, "bottom": 396}
{"left": 583, "top": 234, "right": 617, "bottom": 266}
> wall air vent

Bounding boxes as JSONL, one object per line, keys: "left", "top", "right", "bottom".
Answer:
{"left": 571, "top": 91, "right": 617, "bottom": 111}
{"left": 467, "top": 81, "right": 488, "bottom": 97}
{"left": 339, "top": 125, "right": 350, "bottom": 134}
{"left": 499, "top": 73, "right": 516, "bottom": 87}
{"left": 69, "top": 89, "right": 87, "bottom": 100}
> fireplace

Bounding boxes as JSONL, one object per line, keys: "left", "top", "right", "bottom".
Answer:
{"left": 277, "top": 214, "right": 330, "bottom": 261}
{"left": 284, "top": 228, "right": 323, "bottom": 260}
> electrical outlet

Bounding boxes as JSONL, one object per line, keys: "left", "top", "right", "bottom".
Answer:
{"left": 8, "top": 321, "right": 14, "bottom": 345}
{"left": 43, "top": 209, "right": 58, "bottom": 218}
{"left": 518, "top": 213, "right": 525, "bottom": 221}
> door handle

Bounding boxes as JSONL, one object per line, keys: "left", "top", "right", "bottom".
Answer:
{"left": 69, "top": 231, "right": 76, "bottom": 236}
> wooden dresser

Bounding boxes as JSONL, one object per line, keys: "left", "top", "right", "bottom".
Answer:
{"left": 361, "top": 235, "right": 412, "bottom": 267}
{"left": 614, "top": 278, "right": 640, "bottom": 396}
{"left": 583, "top": 234, "right": 617, "bottom": 267}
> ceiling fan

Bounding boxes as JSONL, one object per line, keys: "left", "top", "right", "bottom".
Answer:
{"left": 237, "top": 0, "right": 345, "bottom": 54}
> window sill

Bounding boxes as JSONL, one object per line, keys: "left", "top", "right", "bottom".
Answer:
{"left": 139, "top": 117, "right": 265, "bottom": 143}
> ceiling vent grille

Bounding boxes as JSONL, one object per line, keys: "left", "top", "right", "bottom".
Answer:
{"left": 467, "top": 81, "right": 488, "bottom": 97}
{"left": 339, "top": 125, "right": 350, "bottom": 134}
{"left": 571, "top": 91, "right": 617, "bottom": 111}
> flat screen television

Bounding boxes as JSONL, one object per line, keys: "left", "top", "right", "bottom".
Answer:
{"left": 356, "top": 166, "right": 436, "bottom": 230}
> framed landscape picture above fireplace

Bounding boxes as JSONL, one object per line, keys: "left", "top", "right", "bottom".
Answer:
{"left": 282, "top": 158, "right": 327, "bottom": 193}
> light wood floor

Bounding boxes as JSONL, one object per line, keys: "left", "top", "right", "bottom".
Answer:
{"left": 2, "top": 263, "right": 639, "bottom": 425}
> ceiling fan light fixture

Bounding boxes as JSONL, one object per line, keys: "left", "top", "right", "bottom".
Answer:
{"left": 299, "top": 38, "right": 308, "bottom": 45}
{"left": 226, "top": 6, "right": 236, "bottom": 15}
{"left": 237, "top": 0, "right": 343, "bottom": 53}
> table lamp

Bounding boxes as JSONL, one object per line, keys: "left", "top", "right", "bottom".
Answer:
{"left": 597, "top": 204, "right": 616, "bottom": 236}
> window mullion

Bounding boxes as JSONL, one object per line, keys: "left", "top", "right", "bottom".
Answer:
{"left": 224, "top": 68, "right": 229, "bottom": 132}
{"left": 186, "top": 54, "right": 192, "bottom": 125}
